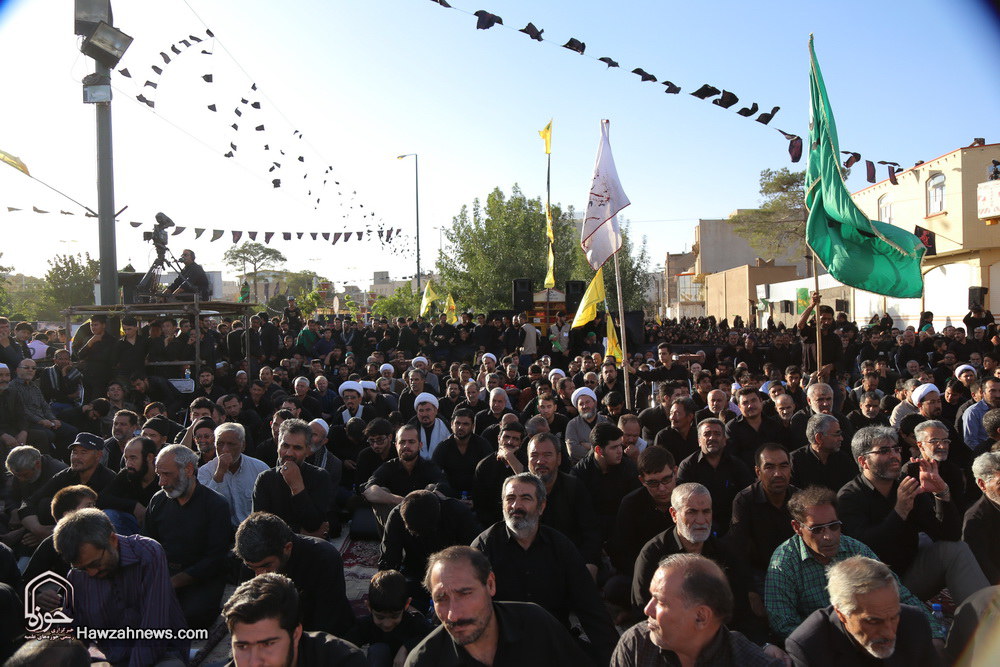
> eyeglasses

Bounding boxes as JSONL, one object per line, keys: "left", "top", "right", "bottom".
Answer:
{"left": 924, "top": 438, "right": 951, "bottom": 446}
{"left": 71, "top": 547, "right": 107, "bottom": 573}
{"left": 803, "top": 520, "right": 842, "bottom": 535}
{"left": 866, "top": 446, "right": 902, "bottom": 456}
{"left": 642, "top": 474, "right": 675, "bottom": 489}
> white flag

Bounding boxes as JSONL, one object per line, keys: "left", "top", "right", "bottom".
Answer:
{"left": 581, "top": 120, "right": 630, "bottom": 269}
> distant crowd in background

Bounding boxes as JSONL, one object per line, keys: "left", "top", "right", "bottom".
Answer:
{"left": 1, "top": 293, "right": 1000, "bottom": 665}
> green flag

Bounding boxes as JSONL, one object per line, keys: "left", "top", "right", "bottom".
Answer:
{"left": 806, "top": 36, "right": 925, "bottom": 298}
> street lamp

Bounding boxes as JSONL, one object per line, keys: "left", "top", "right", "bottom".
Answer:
{"left": 76, "top": 0, "right": 132, "bottom": 306}
{"left": 397, "top": 153, "right": 421, "bottom": 292}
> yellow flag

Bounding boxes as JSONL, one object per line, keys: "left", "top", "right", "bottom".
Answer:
{"left": 420, "top": 281, "right": 438, "bottom": 317}
{"left": 0, "top": 149, "right": 29, "bottom": 176}
{"left": 446, "top": 294, "right": 458, "bottom": 324}
{"left": 605, "top": 315, "right": 623, "bottom": 364}
{"left": 572, "top": 268, "right": 605, "bottom": 328}
{"left": 538, "top": 119, "right": 552, "bottom": 154}
{"left": 544, "top": 243, "right": 556, "bottom": 289}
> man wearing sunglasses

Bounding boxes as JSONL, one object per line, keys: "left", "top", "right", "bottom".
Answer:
{"left": 764, "top": 486, "right": 944, "bottom": 645}
{"left": 838, "top": 426, "right": 988, "bottom": 612}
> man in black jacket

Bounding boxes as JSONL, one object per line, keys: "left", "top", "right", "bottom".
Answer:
{"left": 964, "top": 451, "right": 1000, "bottom": 584}
{"left": 785, "top": 556, "right": 940, "bottom": 667}
{"left": 169, "top": 249, "right": 210, "bottom": 299}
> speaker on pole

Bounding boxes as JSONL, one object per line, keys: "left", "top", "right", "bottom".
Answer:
{"left": 565, "top": 280, "right": 585, "bottom": 314}
{"left": 512, "top": 279, "right": 533, "bottom": 312}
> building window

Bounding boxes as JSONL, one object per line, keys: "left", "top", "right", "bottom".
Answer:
{"left": 878, "top": 193, "right": 894, "bottom": 224}
{"left": 927, "top": 173, "right": 945, "bottom": 215}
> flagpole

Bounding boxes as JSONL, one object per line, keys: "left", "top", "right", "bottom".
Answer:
{"left": 613, "top": 252, "right": 632, "bottom": 411}
{"left": 812, "top": 253, "right": 823, "bottom": 376}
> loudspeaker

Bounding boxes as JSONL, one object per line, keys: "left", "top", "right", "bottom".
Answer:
{"left": 835, "top": 299, "right": 849, "bottom": 313}
{"left": 780, "top": 300, "right": 793, "bottom": 314}
{"left": 969, "top": 286, "right": 989, "bottom": 310}
{"left": 565, "top": 280, "right": 586, "bottom": 313}
{"left": 512, "top": 279, "right": 534, "bottom": 312}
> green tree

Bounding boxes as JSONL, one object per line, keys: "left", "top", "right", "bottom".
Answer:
{"left": 436, "top": 185, "right": 580, "bottom": 311}
{"left": 40, "top": 253, "right": 101, "bottom": 316}
{"left": 371, "top": 285, "right": 422, "bottom": 320}
{"left": 0, "top": 254, "right": 13, "bottom": 316}
{"left": 727, "top": 168, "right": 806, "bottom": 259}
{"left": 222, "top": 242, "right": 287, "bottom": 304}
{"left": 572, "top": 222, "right": 651, "bottom": 312}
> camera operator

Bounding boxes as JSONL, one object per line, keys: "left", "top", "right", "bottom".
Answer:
{"left": 170, "top": 249, "right": 211, "bottom": 300}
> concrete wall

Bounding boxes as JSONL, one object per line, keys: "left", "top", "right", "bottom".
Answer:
{"left": 694, "top": 218, "right": 808, "bottom": 276}
{"left": 707, "top": 264, "right": 799, "bottom": 324}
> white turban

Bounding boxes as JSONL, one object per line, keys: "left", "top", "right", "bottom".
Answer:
{"left": 954, "top": 365, "right": 976, "bottom": 379}
{"left": 412, "top": 356, "right": 428, "bottom": 367}
{"left": 309, "top": 418, "right": 329, "bottom": 434}
{"left": 338, "top": 381, "right": 363, "bottom": 398}
{"left": 911, "top": 383, "right": 940, "bottom": 405}
{"left": 360, "top": 380, "right": 377, "bottom": 391}
{"left": 415, "top": 392, "right": 439, "bottom": 409}
{"left": 482, "top": 353, "right": 497, "bottom": 363}
{"left": 379, "top": 363, "right": 395, "bottom": 374}
{"left": 571, "top": 387, "right": 598, "bottom": 407}
{"left": 548, "top": 369, "right": 566, "bottom": 381}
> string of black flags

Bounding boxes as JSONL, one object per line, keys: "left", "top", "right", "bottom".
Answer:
{"left": 428, "top": 0, "right": 921, "bottom": 183}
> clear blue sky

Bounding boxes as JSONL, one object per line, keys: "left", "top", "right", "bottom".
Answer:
{"left": 0, "top": 0, "right": 997, "bottom": 287}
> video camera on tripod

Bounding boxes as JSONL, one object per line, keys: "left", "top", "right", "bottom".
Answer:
{"left": 143, "top": 212, "right": 174, "bottom": 261}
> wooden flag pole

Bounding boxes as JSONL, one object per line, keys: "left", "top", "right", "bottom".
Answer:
{"left": 613, "top": 250, "right": 632, "bottom": 410}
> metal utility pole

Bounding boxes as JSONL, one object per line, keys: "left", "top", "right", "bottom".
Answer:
{"left": 94, "top": 62, "right": 118, "bottom": 305}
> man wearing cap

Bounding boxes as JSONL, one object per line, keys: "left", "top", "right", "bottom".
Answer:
{"left": 330, "top": 380, "right": 375, "bottom": 427}
{"left": 140, "top": 414, "right": 175, "bottom": 451}
{"left": 565, "top": 386, "right": 609, "bottom": 465}
{"left": 20, "top": 432, "right": 116, "bottom": 539}
{"left": 411, "top": 392, "right": 450, "bottom": 460}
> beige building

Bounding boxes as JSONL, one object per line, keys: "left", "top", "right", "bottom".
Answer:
{"left": 849, "top": 142, "right": 1000, "bottom": 327}
{"left": 705, "top": 260, "right": 800, "bottom": 325}
{"left": 693, "top": 217, "right": 809, "bottom": 276}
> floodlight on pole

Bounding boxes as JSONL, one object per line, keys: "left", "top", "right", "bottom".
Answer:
{"left": 397, "top": 153, "right": 421, "bottom": 292}
{"left": 75, "top": 2, "right": 131, "bottom": 306}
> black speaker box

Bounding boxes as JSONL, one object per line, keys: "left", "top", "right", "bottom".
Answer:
{"left": 565, "top": 280, "right": 586, "bottom": 313}
{"left": 512, "top": 279, "right": 533, "bottom": 312}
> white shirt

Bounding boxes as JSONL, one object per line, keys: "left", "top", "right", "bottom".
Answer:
{"left": 198, "top": 454, "right": 271, "bottom": 526}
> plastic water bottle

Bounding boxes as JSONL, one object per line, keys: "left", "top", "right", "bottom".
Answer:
{"left": 184, "top": 368, "right": 191, "bottom": 380}
{"left": 460, "top": 491, "right": 469, "bottom": 502}
{"left": 932, "top": 603, "right": 944, "bottom": 622}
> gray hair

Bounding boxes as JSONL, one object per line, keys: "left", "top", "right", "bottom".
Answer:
{"left": 293, "top": 376, "right": 310, "bottom": 388}
{"left": 903, "top": 378, "right": 921, "bottom": 393}
{"left": 524, "top": 414, "right": 549, "bottom": 437}
{"left": 806, "top": 382, "right": 833, "bottom": 399}
{"left": 156, "top": 443, "right": 199, "bottom": 470}
{"left": 827, "top": 556, "right": 898, "bottom": 615}
{"left": 806, "top": 414, "right": 838, "bottom": 445}
{"left": 53, "top": 507, "right": 114, "bottom": 563}
{"left": 671, "top": 482, "right": 711, "bottom": 512}
{"left": 655, "top": 553, "right": 733, "bottom": 623}
{"left": 5, "top": 445, "right": 41, "bottom": 473}
{"left": 502, "top": 472, "right": 547, "bottom": 505}
{"left": 850, "top": 426, "right": 898, "bottom": 460}
{"left": 972, "top": 451, "right": 1000, "bottom": 484}
{"left": 913, "top": 420, "right": 947, "bottom": 442}
{"left": 215, "top": 421, "right": 246, "bottom": 444}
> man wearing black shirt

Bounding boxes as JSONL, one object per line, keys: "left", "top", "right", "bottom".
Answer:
{"left": 252, "top": 419, "right": 334, "bottom": 536}
{"left": 527, "top": 432, "right": 601, "bottom": 573}
{"left": 796, "top": 293, "right": 843, "bottom": 374}
{"left": 98, "top": 435, "right": 159, "bottom": 535}
{"left": 473, "top": 422, "right": 527, "bottom": 527}
{"left": 145, "top": 443, "right": 233, "bottom": 629}
{"left": 355, "top": 419, "right": 397, "bottom": 492}
{"left": 790, "top": 413, "right": 857, "bottom": 492}
{"left": 653, "top": 396, "right": 700, "bottom": 463}
{"left": 637, "top": 384, "right": 675, "bottom": 443}
{"left": 21, "top": 432, "right": 115, "bottom": 537}
{"left": 223, "top": 573, "right": 365, "bottom": 667}
{"left": 234, "top": 512, "right": 355, "bottom": 636}
{"left": 471, "top": 474, "right": 618, "bottom": 666}
{"left": 726, "top": 388, "right": 790, "bottom": 467}
{"left": 676, "top": 419, "right": 753, "bottom": 535}
{"left": 379, "top": 490, "right": 481, "bottom": 607}
{"left": 169, "top": 249, "right": 211, "bottom": 299}
{"left": 405, "top": 546, "right": 591, "bottom": 666}
{"left": 838, "top": 426, "right": 988, "bottom": 606}
{"left": 570, "top": 422, "right": 639, "bottom": 547}
{"left": 432, "top": 408, "right": 491, "bottom": 499}
{"left": 363, "top": 424, "right": 449, "bottom": 527}
{"left": 610, "top": 446, "right": 677, "bottom": 577}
